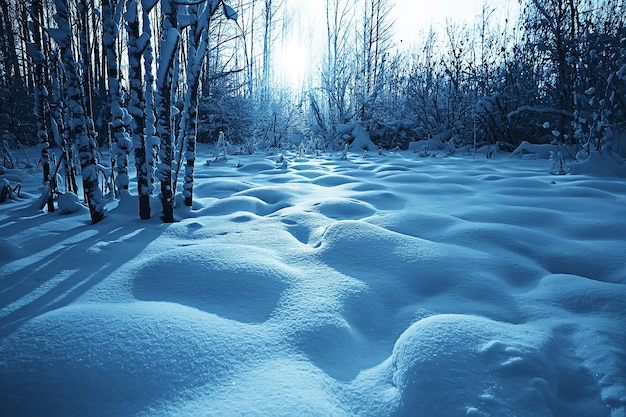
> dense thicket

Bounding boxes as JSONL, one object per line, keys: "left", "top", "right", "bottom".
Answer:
{"left": 0, "top": 0, "right": 624, "bottom": 220}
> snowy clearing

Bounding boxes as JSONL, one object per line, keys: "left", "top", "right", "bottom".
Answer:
{"left": 1, "top": 147, "right": 625, "bottom": 417}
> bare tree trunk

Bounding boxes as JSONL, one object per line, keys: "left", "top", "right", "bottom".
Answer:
{"left": 77, "top": 0, "right": 95, "bottom": 127}
{"left": 0, "top": 0, "right": 24, "bottom": 90}
{"left": 103, "top": 0, "right": 131, "bottom": 193}
{"left": 262, "top": 0, "right": 273, "bottom": 100}
{"left": 154, "top": 0, "right": 179, "bottom": 223}
{"left": 179, "top": 0, "right": 237, "bottom": 207}
{"left": 28, "top": 0, "right": 54, "bottom": 211}
{"left": 52, "top": 0, "right": 105, "bottom": 223}
{"left": 125, "top": 0, "right": 151, "bottom": 219}
{"left": 181, "top": 4, "right": 205, "bottom": 207}
{"left": 142, "top": 0, "right": 159, "bottom": 214}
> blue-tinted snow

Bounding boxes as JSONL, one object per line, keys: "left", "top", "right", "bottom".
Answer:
{"left": 0, "top": 146, "right": 625, "bottom": 417}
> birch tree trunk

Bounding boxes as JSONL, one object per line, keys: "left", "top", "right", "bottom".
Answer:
{"left": 154, "top": 0, "right": 179, "bottom": 223}
{"left": 103, "top": 0, "right": 132, "bottom": 193}
{"left": 51, "top": 0, "right": 105, "bottom": 224}
{"left": 125, "top": 0, "right": 151, "bottom": 219}
{"left": 28, "top": 0, "right": 54, "bottom": 211}
{"left": 180, "top": 3, "right": 212, "bottom": 207}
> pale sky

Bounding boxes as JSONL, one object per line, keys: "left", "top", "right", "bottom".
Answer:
{"left": 285, "top": 0, "right": 519, "bottom": 43}
{"left": 278, "top": 0, "right": 520, "bottom": 87}
{"left": 394, "top": 0, "right": 520, "bottom": 45}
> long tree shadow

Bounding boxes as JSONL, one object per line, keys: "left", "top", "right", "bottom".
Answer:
{"left": 0, "top": 204, "right": 166, "bottom": 339}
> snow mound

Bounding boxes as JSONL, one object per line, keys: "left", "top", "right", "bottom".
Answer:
{"left": 312, "top": 198, "right": 376, "bottom": 219}
{"left": 315, "top": 221, "right": 522, "bottom": 342}
{"left": 389, "top": 314, "right": 609, "bottom": 417}
{"left": 234, "top": 185, "right": 296, "bottom": 205}
{"left": 570, "top": 150, "right": 626, "bottom": 177}
{"left": 57, "top": 192, "right": 85, "bottom": 214}
{"left": 133, "top": 244, "right": 292, "bottom": 323}
{"left": 236, "top": 161, "right": 276, "bottom": 173}
{"left": 312, "top": 174, "right": 358, "bottom": 186}
{"left": 144, "top": 359, "right": 349, "bottom": 417}
{"left": 522, "top": 274, "right": 626, "bottom": 313}
{"left": 0, "top": 301, "right": 266, "bottom": 417}
{"left": 349, "top": 123, "right": 378, "bottom": 151}
{"left": 192, "top": 179, "right": 254, "bottom": 198}
{"left": 201, "top": 195, "right": 288, "bottom": 216}
{"left": 352, "top": 190, "right": 405, "bottom": 210}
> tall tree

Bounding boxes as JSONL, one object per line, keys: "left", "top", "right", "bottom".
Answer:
{"left": 142, "top": 0, "right": 159, "bottom": 216}
{"left": 154, "top": 0, "right": 179, "bottom": 222}
{"left": 180, "top": 0, "right": 238, "bottom": 207}
{"left": 180, "top": 2, "right": 207, "bottom": 207}
{"left": 76, "top": 0, "right": 96, "bottom": 127}
{"left": 50, "top": 0, "right": 105, "bottom": 223}
{"left": 261, "top": 0, "right": 273, "bottom": 99}
{"left": 103, "top": 0, "right": 132, "bottom": 193}
{"left": 27, "top": 0, "right": 54, "bottom": 211}
{"left": 125, "top": 0, "right": 150, "bottom": 218}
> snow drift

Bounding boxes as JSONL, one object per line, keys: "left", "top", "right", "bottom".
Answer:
{"left": 1, "top": 149, "right": 625, "bottom": 417}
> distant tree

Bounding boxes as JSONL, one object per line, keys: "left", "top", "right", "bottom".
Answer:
{"left": 568, "top": 1, "right": 626, "bottom": 152}
{"left": 261, "top": 0, "right": 284, "bottom": 100}
{"left": 358, "top": 0, "right": 394, "bottom": 122}
{"left": 404, "top": 28, "right": 440, "bottom": 140}
{"left": 77, "top": 0, "right": 95, "bottom": 123}
{"left": 316, "top": 0, "right": 397, "bottom": 146}
{"left": 0, "top": 0, "right": 29, "bottom": 146}
{"left": 403, "top": 23, "right": 474, "bottom": 146}
{"left": 0, "top": 1, "right": 24, "bottom": 91}
{"left": 320, "top": 0, "right": 355, "bottom": 135}
{"left": 26, "top": 0, "right": 54, "bottom": 211}
{"left": 234, "top": 0, "right": 257, "bottom": 98}
{"left": 518, "top": 0, "right": 626, "bottom": 150}
{"left": 470, "top": 6, "right": 519, "bottom": 149}
{"left": 519, "top": 0, "right": 580, "bottom": 141}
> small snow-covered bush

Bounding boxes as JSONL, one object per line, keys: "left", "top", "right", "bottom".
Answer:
{"left": 549, "top": 150, "right": 567, "bottom": 175}
{"left": 511, "top": 141, "right": 558, "bottom": 160}
{"left": 330, "top": 122, "right": 378, "bottom": 152}
{"left": 57, "top": 192, "right": 82, "bottom": 214}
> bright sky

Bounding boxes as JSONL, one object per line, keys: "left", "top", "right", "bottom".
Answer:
{"left": 394, "top": 0, "right": 519, "bottom": 45}
{"left": 279, "top": 0, "right": 520, "bottom": 87}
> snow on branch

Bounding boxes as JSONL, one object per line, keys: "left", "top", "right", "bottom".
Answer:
{"left": 222, "top": 2, "right": 237, "bottom": 20}
{"left": 507, "top": 106, "right": 573, "bottom": 120}
{"left": 140, "top": 0, "right": 159, "bottom": 12}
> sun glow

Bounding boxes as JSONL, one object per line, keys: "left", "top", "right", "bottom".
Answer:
{"left": 279, "top": 40, "right": 309, "bottom": 89}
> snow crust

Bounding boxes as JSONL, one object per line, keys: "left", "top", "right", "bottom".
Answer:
{"left": 1, "top": 147, "right": 625, "bottom": 417}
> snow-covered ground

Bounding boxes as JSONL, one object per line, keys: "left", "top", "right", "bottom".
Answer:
{"left": 1, "top": 146, "right": 625, "bottom": 417}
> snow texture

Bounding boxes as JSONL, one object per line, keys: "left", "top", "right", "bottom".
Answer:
{"left": 1, "top": 146, "right": 625, "bottom": 417}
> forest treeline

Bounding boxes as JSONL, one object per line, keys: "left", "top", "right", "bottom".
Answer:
{"left": 0, "top": 0, "right": 625, "bottom": 223}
